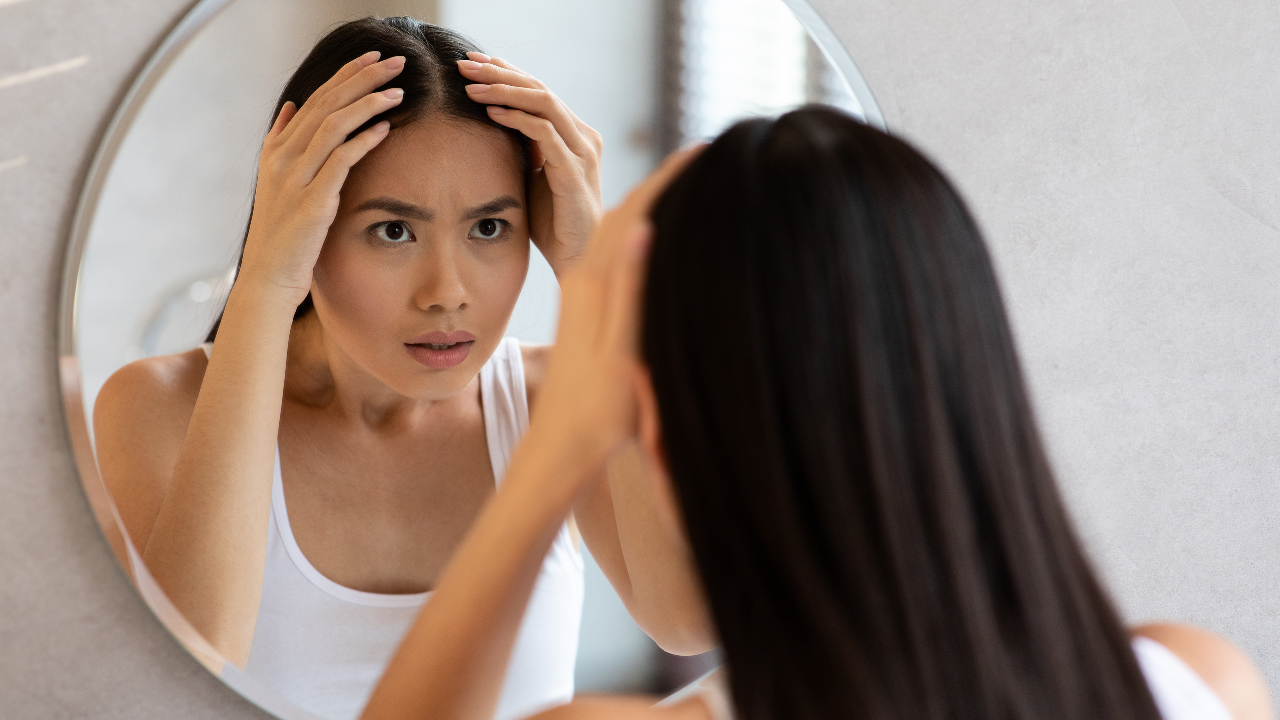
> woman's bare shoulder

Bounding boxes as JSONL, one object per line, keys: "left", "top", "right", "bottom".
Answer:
{"left": 520, "top": 342, "right": 552, "bottom": 410}
{"left": 93, "top": 348, "right": 210, "bottom": 547}
{"left": 94, "top": 348, "right": 209, "bottom": 426}
{"left": 1133, "top": 623, "right": 1274, "bottom": 720}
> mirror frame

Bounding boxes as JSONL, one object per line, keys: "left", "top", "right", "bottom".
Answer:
{"left": 54, "top": 0, "right": 885, "bottom": 716}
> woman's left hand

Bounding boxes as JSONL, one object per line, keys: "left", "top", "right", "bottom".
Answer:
{"left": 459, "top": 54, "right": 603, "bottom": 277}
{"left": 527, "top": 146, "right": 703, "bottom": 475}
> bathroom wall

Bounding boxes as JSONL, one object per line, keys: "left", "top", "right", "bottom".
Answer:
{"left": 0, "top": 0, "right": 1276, "bottom": 716}
{"left": 824, "top": 0, "right": 1280, "bottom": 678}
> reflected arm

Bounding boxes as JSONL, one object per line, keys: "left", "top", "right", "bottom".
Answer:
{"left": 575, "top": 444, "right": 717, "bottom": 656}
{"left": 523, "top": 344, "right": 716, "bottom": 656}
{"left": 95, "top": 282, "right": 298, "bottom": 668}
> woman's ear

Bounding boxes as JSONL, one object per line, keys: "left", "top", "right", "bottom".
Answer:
{"left": 634, "top": 365, "right": 666, "bottom": 477}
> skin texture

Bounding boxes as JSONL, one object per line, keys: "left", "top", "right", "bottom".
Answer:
{"left": 94, "top": 50, "right": 710, "bottom": 667}
{"left": 360, "top": 147, "right": 1273, "bottom": 720}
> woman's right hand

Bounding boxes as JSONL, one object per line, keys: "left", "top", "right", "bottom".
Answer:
{"left": 236, "top": 50, "right": 406, "bottom": 307}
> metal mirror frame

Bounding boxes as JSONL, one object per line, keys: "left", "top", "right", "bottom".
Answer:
{"left": 54, "top": 0, "right": 885, "bottom": 716}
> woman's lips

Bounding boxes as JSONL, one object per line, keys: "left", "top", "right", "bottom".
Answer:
{"left": 404, "top": 331, "right": 477, "bottom": 370}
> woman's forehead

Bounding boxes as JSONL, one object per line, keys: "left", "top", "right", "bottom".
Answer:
{"left": 346, "top": 116, "right": 524, "bottom": 203}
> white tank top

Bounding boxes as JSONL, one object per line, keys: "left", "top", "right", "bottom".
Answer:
{"left": 672, "top": 638, "right": 1233, "bottom": 720}
{"left": 207, "top": 339, "right": 584, "bottom": 720}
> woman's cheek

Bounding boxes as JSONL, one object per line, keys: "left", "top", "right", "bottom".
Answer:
{"left": 313, "top": 245, "right": 403, "bottom": 339}
{"left": 478, "top": 240, "right": 531, "bottom": 312}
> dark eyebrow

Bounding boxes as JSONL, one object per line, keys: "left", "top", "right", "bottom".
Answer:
{"left": 352, "top": 197, "right": 435, "bottom": 222}
{"left": 462, "top": 195, "right": 522, "bottom": 221}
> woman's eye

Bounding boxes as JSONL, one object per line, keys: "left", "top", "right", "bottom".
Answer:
{"left": 372, "top": 221, "right": 412, "bottom": 243}
{"left": 469, "top": 218, "right": 507, "bottom": 241}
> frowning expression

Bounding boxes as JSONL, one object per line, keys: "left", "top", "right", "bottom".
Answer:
{"left": 312, "top": 115, "right": 529, "bottom": 399}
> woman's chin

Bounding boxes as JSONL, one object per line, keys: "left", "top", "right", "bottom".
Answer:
{"left": 386, "top": 356, "right": 485, "bottom": 402}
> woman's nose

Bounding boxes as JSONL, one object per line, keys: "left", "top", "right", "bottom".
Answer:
{"left": 413, "top": 244, "right": 470, "bottom": 313}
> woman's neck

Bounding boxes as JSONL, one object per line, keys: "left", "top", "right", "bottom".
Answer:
{"left": 283, "top": 312, "right": 476, "bottom": 431}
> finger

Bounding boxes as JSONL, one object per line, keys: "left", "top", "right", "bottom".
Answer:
{"left": 460, "top": 57, "right": 600, "bottom": 155}
{"left": 457, "top": 58, "right": 544, "bottom": 90}
{"left": 471, "top": 57, "right": 596, "bottom": 144}
{"left": 485, "top": 106, "right": 580, "bottom": 174}
{"left": 266, "top": 102, "right": 297, "bottom": 142}
{"left": 466, "top": 53, "right": 534, "bottom": 80}
{"left": 310, "top": 120, "right": 391, "bottom": 195}
{"left": 472, "top": 56, "right": 601, "bottom": 155}
{"left": 282, "top": 55, "right": 405, "bottom": 154}
{"left": 573, "top": 116, "right": 604, "bottom": 156}
{"left": 297, "top": 88, "right": 404, "bottom": 181}
{"left": 478, "top": 55, "right": 601, "bottom": 154}
{"left": 466, "top": 84, "right": 592, "bottom": 156}
{"left": 278, "top": 50, "right": 380, "bottom": 145}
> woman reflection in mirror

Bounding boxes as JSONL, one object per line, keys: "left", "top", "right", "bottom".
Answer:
{"left": 360, "top": 108, "right": 1273, "bottom": 720}
{"left": 93, "top": 16, "right": 710, "bottom": 720}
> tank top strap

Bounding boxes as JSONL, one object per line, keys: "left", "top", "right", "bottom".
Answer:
{"left": 267, "top": 447, "right": 427, "bottom": 606}
{"left": 479, "top": 337, "right": 529, "bottom": 486}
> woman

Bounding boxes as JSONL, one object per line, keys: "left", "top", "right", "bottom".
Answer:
{"left": 93, "top": 17, "right": 708, "bottom": 720}
{"left": 361, "top": 107, "right": 1272, "bottom": 720}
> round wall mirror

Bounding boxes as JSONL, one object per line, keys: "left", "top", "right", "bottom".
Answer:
{"left": 58, "top": 0, "right": 883, "bottom": 717}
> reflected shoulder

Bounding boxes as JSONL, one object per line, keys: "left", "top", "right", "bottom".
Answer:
{"left": 95, "top": 348, "right": 208, "bottom": 424}
{"left": 93, "top": 348, "right": 209, "bottom": 550}
{"left": 520, "top": 341, "right": 552, "bottom": 409}
{"left": 1132, "top": 623, "right": 1274, "bottom": 720}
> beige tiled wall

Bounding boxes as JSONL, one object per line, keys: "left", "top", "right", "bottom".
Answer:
{"left": 0, "top": 0, "right": 1277, "bottom": 716}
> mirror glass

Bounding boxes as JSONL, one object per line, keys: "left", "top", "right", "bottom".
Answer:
{"left": 63, "top": 0, "right": 880, "bottom": 717}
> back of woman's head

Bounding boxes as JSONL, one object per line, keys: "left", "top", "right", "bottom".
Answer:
{"left": 642, "top": 106, "right": 1161, "bottom": 720}
{"left": 207, "top": 16, "right": 527, "bottom": 341}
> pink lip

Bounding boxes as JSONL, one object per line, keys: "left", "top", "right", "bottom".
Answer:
{"left": 404, "top": 330, "right": 477, "bottom": 369}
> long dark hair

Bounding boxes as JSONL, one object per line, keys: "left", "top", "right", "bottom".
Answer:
{"left": 642, "top": 106, "right": 1161, "bottom": 720}
{"left": 207, "top": 16, "right": 529, "bottom": 341}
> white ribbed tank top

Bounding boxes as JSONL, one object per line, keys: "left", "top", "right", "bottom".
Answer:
{"left": 205, "top": 338, "right": 584, "bottom": 720}
{"left": 670, "top": 638, "right": 1233, "bottom": 720}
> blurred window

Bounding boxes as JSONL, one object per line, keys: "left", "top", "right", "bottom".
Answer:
{"left": 661, "top": 0, "right": 862, "bottom": 149}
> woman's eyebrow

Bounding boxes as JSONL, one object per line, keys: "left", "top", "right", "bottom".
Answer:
{"left": 462, "top": 195, "right": 522, "bottom": 220}
{"left": 353, "top": 197, "right": 435, "bottom": 222}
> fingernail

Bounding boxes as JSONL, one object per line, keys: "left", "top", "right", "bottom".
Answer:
{"left": 359, "top": 50, "right": 381, "bottom": 65}
{"left": 487, "top": 106, "right": 508, "bottom": 115}
{"left": 467, "top": 52, "right": 492, "bottom": 62}
{"left": 385, "top": 55, "right": 406, "bottom": 70}
{"left": 374, "top": 121, "right": 390, "bottom": 133}
{"left": 465, "top": 84, "right": 491, "bottom": 94}
{"left": 383, "top": 88, "right": 404, "bottom": 99}
{"left": 458, "top": 59, "right": 483, "bottom": 72}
